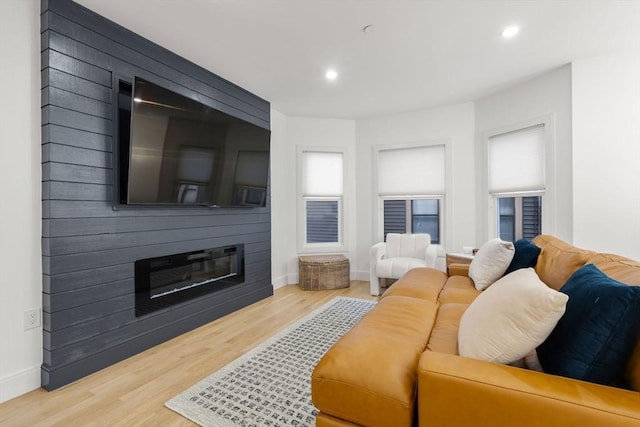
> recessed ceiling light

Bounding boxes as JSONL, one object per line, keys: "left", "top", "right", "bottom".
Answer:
{"left": 325, "top": 69, "right": 338, "bottom": 81}
{"left": 501, "top": 25, "right": 520, "bottom": 39}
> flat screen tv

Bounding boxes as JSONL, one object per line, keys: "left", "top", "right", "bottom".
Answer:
{"left": 116, "top": 76, "right": 270, "bottom": 208}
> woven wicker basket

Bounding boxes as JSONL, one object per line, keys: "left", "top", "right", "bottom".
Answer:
{"left": 298, "top": 255, "right": 350, "bottom": 290}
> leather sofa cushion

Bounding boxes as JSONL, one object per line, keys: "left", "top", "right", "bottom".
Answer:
{"left": 382, "top": 267, "right": 448, "bottom": 302}
{"left": 418, "top": 351, "right": 640, "bottom": 427}
{"left": 533, "top": 235, "right": 592, "bottom": 290}
{"left": 312, "top": 296, "right": 438, "bottom": 427}
{"left": 315, "top": 412, "right": 360, "bottom": 427}
{"left": 427, "top": 303, "right": 469, "bottom": 355}
{"left": 437, "top": 275, "right": 479, "bottom": 305}
{"left": 588, "top": 253, "right": 640, "bottom": 284}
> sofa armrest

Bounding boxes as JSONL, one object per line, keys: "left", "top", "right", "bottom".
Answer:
{"left": 418, "top": 351, "right": 640, "bottom": 427}
{"left": 369, "top": 242, "right": 387, "bottom": 295}
{"left": 370, "top": 242, "right": 386, "bottom": 272}
{"left": 448, "top": 263, "right": 469, "bottom": 277}
{"left": 424, "top": 244, "right": 439, "bottom": 269}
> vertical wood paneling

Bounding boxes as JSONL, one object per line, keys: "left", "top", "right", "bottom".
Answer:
{"left": 41, "top": 0, "right": 272, "bottom": 391}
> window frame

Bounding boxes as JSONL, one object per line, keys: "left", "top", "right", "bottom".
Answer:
{"left": 297, "top": 146, "right": 348, "bottom": 253}
{"left": 303, "top": 196, "right": 343, "bottom": 246}
{"left": 412, "top": 198, "right": 441, "bottom": 243}
{"left": 373, "top": 140, "right": 451, "bottom": 246}
{"left": 482, "top": 114, "right": 556, "bottom": 241}
{"left": 381, "top": 196, "right": 443, "bottom": 244}
{"left": 495, "top": 192, "right": 543, "bottom": 242}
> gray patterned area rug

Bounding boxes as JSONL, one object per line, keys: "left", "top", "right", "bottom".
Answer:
{"left": 166, "top": 296, "right": 375, "bottom": 427}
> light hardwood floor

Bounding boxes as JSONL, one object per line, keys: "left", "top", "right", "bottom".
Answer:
{"left": 0, "top": 281, "right": 376, "bottom": 427}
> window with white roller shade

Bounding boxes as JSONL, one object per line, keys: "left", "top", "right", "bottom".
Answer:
{"left": 299, "top": 149, "right": 345, "bottom": 248}
{"left": 488, "top": 124, "right": 545, "bottom": 194}
{"left": 302, "top": 151, "right": 343, "bottom": 196}
{"left": 486, "top": 123, "right": 547, "bottom": 242}
{"left": 376, "top": 144, "right": 445, "bottom": 243}
{"left": 378, "top": 145, "right": 445, "bottom": 196}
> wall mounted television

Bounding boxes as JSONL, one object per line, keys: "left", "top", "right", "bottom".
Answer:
{"left": 115, "top": 76, "right": 270, "bottom": 208}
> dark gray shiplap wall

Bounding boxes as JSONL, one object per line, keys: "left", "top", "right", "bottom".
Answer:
{"left": 41, "top": 0, "right": 272, "bottom": 390}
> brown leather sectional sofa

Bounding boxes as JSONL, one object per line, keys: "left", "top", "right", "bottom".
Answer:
{"left": 311, "top": 235, "right": 640, "bottom": 426}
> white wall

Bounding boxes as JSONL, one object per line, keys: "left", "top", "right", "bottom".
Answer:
{"left": 355, "top": 103, "right": 476, "bottom": 278}
{"left": 572, "top": 52, "right": 640, "bottom": 259}
{"left": 269, "top": 109, "right": 295, "bottom": 288}
{"left": 0, "top": 0, "right": 42, "bottom": 403}
{"left": 475, "top": 65, "right": 573, "bottom": 244}
{"left": 270, "top": 114, "right": 357, "bottom": 287}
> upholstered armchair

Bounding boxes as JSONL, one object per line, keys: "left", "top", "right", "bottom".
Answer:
{"left": 369, "top": 233, "right": 442, "bottom": 295}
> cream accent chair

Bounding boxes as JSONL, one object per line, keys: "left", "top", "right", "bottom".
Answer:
{"left": 370, "top": 233, "right": 441, "bottom": 295}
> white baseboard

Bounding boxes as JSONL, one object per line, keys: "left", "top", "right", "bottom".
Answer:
{"left": 0, "top": 364, "right": 41, "bottom": 404}
{"left": 271, "top": 274, "right": 288, "bottom": 290}
{"left": 272, "top": 274, "right": 299, "bottom": 290}
{"left": 274, "top": 271, "right": 368, "bottom": 289}
{"left": 352, "top": 270, "right": 369, "bottom": 282}
{"left": 288, "top": 273, "right": 299, "bottom": 286}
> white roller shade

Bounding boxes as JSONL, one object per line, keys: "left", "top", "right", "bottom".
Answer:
{"left": 488, "top": 124, "right": 545, "bottom": 194}
{"left": 378, "top": 145, "right": 445, "bottom": 196}
{"left": 234, "top": 151, "right": 269, "bottom": 187}
{"left": 302, "top": 151, "right": 343, "bottom": 196}
{"left": 176, "top": 147, "right": 215, "bottom": 182}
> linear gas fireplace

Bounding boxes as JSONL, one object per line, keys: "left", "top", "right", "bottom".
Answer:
{"left": 135, "top": 244, "right": 244, "bottom": 316}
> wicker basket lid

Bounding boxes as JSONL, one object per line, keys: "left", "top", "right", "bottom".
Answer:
{"left": 298, "top": 255, "right": 347, "bottom": 265}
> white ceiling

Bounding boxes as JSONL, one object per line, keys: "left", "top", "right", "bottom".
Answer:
{"left": 76, "top": 0, "right": 640, "bottom": 119}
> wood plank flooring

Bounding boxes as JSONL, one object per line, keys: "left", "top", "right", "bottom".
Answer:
{"left": 0, "top": 281, "right": 376, "bottom": 427}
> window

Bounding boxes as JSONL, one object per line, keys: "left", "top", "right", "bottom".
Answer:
{"left": 412, "top": 199, "right": 440, "bottom": 241}
{"left": 488, "top": 124, "right": 546, "bottom": 242}
{"left": 377, "top": 144, "right": 445, "bottom": 244}
{"left": 497, "top": 196, "right": 541, "bottom": 242}
{"left": 306, "top": 200, "right": 338, "bottom": 243}
{"left": 299, "top": 149, "right": 344, "bottom": 249}
{"left": 383, "top": 198, "right": 440, "bottom": 243}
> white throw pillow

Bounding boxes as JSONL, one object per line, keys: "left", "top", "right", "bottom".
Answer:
{"left": 458, "top": 268, "right": 568, "bottom": 364}
{"left": 469, "top": 238, "right": 515, "bottom": 290}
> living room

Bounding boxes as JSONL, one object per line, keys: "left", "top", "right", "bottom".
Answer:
{"left": 1, "top": 0, "right": 639, "bottom": 424}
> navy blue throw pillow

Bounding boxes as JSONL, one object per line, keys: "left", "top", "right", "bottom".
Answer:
{"left": 537, "top": 263, "right": 640, "bottom": 386}
{"left": 504, "top": 239, "right": 541, "bottom": 275}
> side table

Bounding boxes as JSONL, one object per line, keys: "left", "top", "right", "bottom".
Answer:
{"left": 445, "top": 252, "right": 474, "bottom": 274}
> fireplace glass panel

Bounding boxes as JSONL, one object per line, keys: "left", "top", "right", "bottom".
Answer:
{"left": 135, "top": 244, "right": 244, "bottom": 316}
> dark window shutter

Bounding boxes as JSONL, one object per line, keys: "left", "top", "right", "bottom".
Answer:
{"left": 383, "top": 200, "right": 407, "bottom": 240}
{"left": 522, "top": 196, "right": 542, "bottom": 240}
{"left": 306, "top": 200, "right": 339, "bottom": 243}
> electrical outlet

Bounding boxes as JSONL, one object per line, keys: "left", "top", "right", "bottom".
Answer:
{"left": 24, "top": 308, "right": 41, "bottom": 330}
